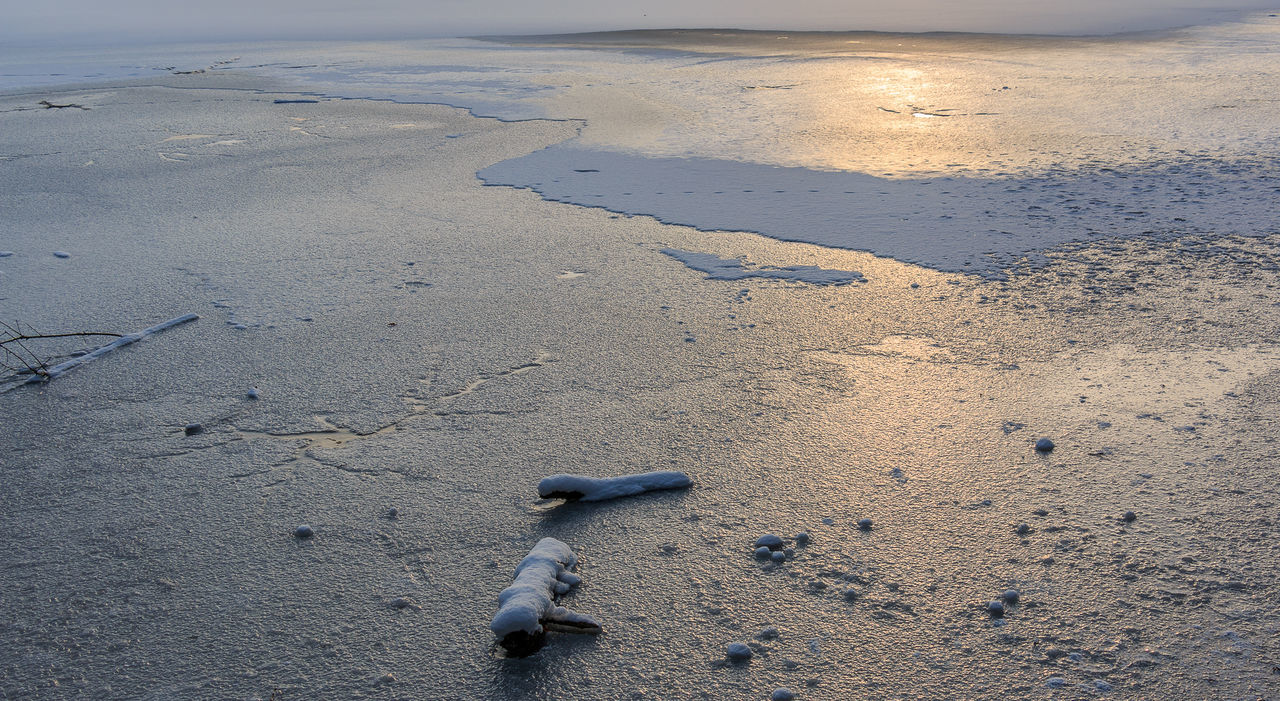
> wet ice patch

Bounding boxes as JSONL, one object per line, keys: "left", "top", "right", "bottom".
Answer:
{"left": 660, "top": 249, "right": 864, "bottom": 286}
{"left": 480, "top": 145, "right": 1280, "bottom": 277}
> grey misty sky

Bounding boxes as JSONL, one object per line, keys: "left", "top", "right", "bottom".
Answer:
{"left": 2, "top": 0, "right": 1276, "bottom": 42}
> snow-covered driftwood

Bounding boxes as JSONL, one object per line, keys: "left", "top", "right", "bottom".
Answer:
{"left": 538, "top": 470, "right": 692, "bottom": 502}
{"left": 1, "top": 314, "right": 199, "bottom": 393}
{"left": 491, "top": 537, "right": 600, "bottom": 656}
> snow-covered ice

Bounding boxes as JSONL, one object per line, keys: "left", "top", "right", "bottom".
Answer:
{"left": 537, "top": 470, "right": 691, "bottom": 501}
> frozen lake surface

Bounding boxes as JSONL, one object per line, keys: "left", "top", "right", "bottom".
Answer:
{"left": 2, "top": 13, "right": 1279, "bottom": 700}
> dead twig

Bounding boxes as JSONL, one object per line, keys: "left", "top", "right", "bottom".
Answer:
{"left": 38, "top": 100, "right": 89, "bottom": 110}
{"left": 1, "top": 321, "right": 122, "bottom": 379}
{"left": 1, "top": 315, "right": 197, "bottom": 392}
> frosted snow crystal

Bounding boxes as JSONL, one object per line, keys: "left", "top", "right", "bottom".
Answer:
{"left": 491, "top": 538, "right": 600, "bottom": 655}
{"left": 726, "top": 642, "right": 753, "bottom": 661}
{"left": 772, "top": 689, "right": 796, "bottom": 701}
{"left": 538, "top": 470, "right": 691, "bottom": 502}
{"left": 1035, "top": 437, "right": 1055, "bottom": 452}
{"left": 754, "top": 534, "right": 784, "bottom": 549}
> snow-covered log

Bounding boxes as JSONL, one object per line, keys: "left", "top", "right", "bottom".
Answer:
{"left": 538, "top": 470, "right": 692, "bottom": 502}
{"left": 491, "top": 538, "right": 600, "bottom": 656}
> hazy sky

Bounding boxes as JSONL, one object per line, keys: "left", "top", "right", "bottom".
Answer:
{"left": 2, "top": 0, "right": 1276, "bottom": 43}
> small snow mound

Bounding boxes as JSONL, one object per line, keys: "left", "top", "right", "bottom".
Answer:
{"left": 538, "top": 470, "right": 691, "bottom": 502}
{"left": 754, "top": 534, "right": 784, "bottom": 549}
{"left": 726, "top": 642, "right": 753, "bottom": 661}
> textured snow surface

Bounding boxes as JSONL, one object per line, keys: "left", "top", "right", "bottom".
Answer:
{"left": 538, "top": 470, "right": 693, "bottom": 501}
{"left": 490, "top": 538, "right": 598, "bottom": 639}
